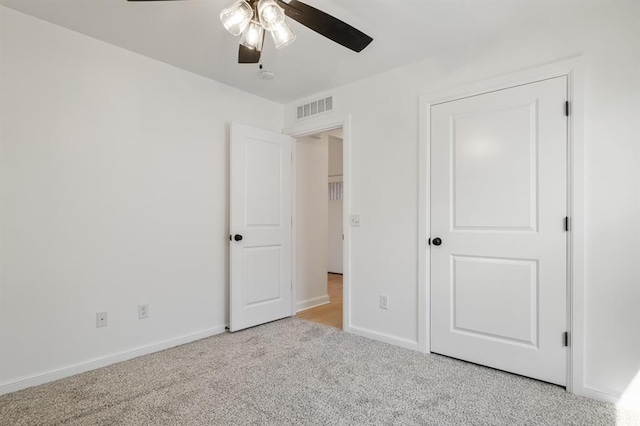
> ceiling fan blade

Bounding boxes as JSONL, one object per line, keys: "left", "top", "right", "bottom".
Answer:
{"left": 238, "top": 44, "right": 262, "bottom": 64}
{"left": 277, "top": 0, "right": 372, "bottom": 53}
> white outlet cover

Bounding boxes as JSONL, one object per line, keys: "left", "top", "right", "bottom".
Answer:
{"left": 380, "top": 295, "right": 389, "bottom": 309}
{"left": 350, "top": 214, "right": 361, "bottom": 227}
{"left": 138, "top": 304, "right": 149, "bottom": 319}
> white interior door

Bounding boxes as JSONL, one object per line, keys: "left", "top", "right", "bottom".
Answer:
{"left": 430, "top": 77, "right": 568, "bottom": 385}
{"left": 230, "top": 123, "right": 293, "bottom": 332}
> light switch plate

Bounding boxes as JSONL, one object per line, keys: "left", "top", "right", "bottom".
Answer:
{"left": 350, "top": 214, "right": 361, "bottom": 227}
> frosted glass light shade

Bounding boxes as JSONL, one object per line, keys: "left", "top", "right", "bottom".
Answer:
{"left": 270, "top": 20, "right": 296, "bottom": 49}
{"left": 240, "top": 21, "right": 265, "bottom": 51}
{"left": 258, "top": 0, "right": 285, "bottom": 31}
{"left": 220, "top": 1, "right": 253, "bottom": 36}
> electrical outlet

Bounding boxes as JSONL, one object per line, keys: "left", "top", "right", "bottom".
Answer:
{"left": 96, "top": 312, "right": 108, "bottom": 328}
{"left": 350, "top": 214, "right": 361, "bottom": 227}
{"left": 138, "top": 304, "right": 149, "bottom": 319}
{"left": 380, "top": 295, "right": 389, "bottom": 310}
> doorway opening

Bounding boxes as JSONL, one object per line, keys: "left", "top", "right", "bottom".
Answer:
{"left": 294, "top": 128, "right": 344, "bottom": 329}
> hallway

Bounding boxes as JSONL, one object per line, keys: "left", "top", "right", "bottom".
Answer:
{"left": 297, "top": 273, "right": 343, "bottom": 329}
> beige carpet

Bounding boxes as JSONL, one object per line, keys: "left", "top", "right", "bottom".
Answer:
{"left": 1, "top": 318, "right": 639, "bottom": 425}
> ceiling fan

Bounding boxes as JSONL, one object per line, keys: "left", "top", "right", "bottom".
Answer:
{"left": 127, "top": 0, "right": 373, "bottom": 64}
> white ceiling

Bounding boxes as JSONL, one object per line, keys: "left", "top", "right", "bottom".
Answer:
{"left": 1, "top": 0, "right": 557, "bottom": 103}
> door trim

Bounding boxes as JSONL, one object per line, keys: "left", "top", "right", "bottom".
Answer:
{"left": 286, "top": 116, "right": 352, "bottom": 332}
{"left": 418, "top": 57, "right": 585, "bottom": 394}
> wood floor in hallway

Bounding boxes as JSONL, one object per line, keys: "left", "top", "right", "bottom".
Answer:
{"left": 297, "top": 273, "right": 343, "bottom": 329}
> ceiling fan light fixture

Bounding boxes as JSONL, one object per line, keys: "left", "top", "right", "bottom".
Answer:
{"left": 257, "top": 0, "right": 285, "bottom": 32}
{"left": 220, "top": 0, "right": 253, "bottom": 36}
{"left": 270, "top": 20, "right": 296, "bottom": 49}
{"left": 240, "top": 20, "right": 265, "bottom": 51}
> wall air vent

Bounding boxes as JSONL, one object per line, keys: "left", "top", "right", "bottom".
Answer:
{"left": 296, "top": 96, "right": 334, "bottom": 121}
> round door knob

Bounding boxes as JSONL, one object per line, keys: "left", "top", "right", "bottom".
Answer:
{"left": 432, "top": 237, "right": 442, "bottom": 246}
{"left": 234, "top": 234, "right": 243, "bottom": 242}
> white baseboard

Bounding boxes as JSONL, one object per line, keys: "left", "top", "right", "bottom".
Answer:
{"left": 348, "top": 325, "right": 419, "bottom": 351}
{"left": 576, "top": 385, "right": 620, "bottom": 404}
{"left": 296, "top": 295, "right": 330, "bottom": 313}
{"left": 617, "top": 391, "right": 640, "bottom": 410}
{"left": 577, "top": 383, "right": 640, "bottom": 408}
{"left": 0, "top": 325, "right": 227, "bottom": 396}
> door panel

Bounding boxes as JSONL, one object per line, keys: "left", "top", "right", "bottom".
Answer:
{"left": 244, "top": 138, "right": 283, "bottom": 227}
{"left": 230, "top": 123, "right": 293, "bottom": 332}
{"left": 452, "top": 255, "right": 538, "bottom": 346}
{"left": 245, "top": 246, "right": 282, "bottom": 306}
{"left": 452, "top": 103, "right": 538, "bottom": 230}
{"left": 430, "top": 77, "right": 568, "bottom": 386}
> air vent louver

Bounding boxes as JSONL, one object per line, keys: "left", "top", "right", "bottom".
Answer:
{"left": 296, "top": 96, "right": 333, "bottom": 121}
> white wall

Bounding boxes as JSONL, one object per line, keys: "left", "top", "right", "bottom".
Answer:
{"left": 295, "top": 136, "right": 329, "bottom": 311}
{"left": 327, "top": 136, "right": 343, "bottom": 274}
{"left": 283, "top": 2, "right": 640, "bottom": 405}
{"left": 327, "top": 200, "right": 343, "bottom": 274}
{"left": 328, "top": 135, "right": 343, "bottom": 178}
{"left": 0, "top": 7, "right": 283, "bottom": 391}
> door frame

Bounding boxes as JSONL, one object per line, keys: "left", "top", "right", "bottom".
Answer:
{"left": 418, "top": 57, "right": 585, "bottom": 393}
{"left": 286, "top": 116, "right": 352, "bottom": 332}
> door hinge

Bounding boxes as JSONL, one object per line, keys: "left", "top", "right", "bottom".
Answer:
{"left": 564, "top": 216, "right": 570, "bottom": 232}
{"left": 563, "top": 331, "right": 569, "bottom": 347}
{"left": 565, "top": 101, "right": 570, "bottom": 117}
